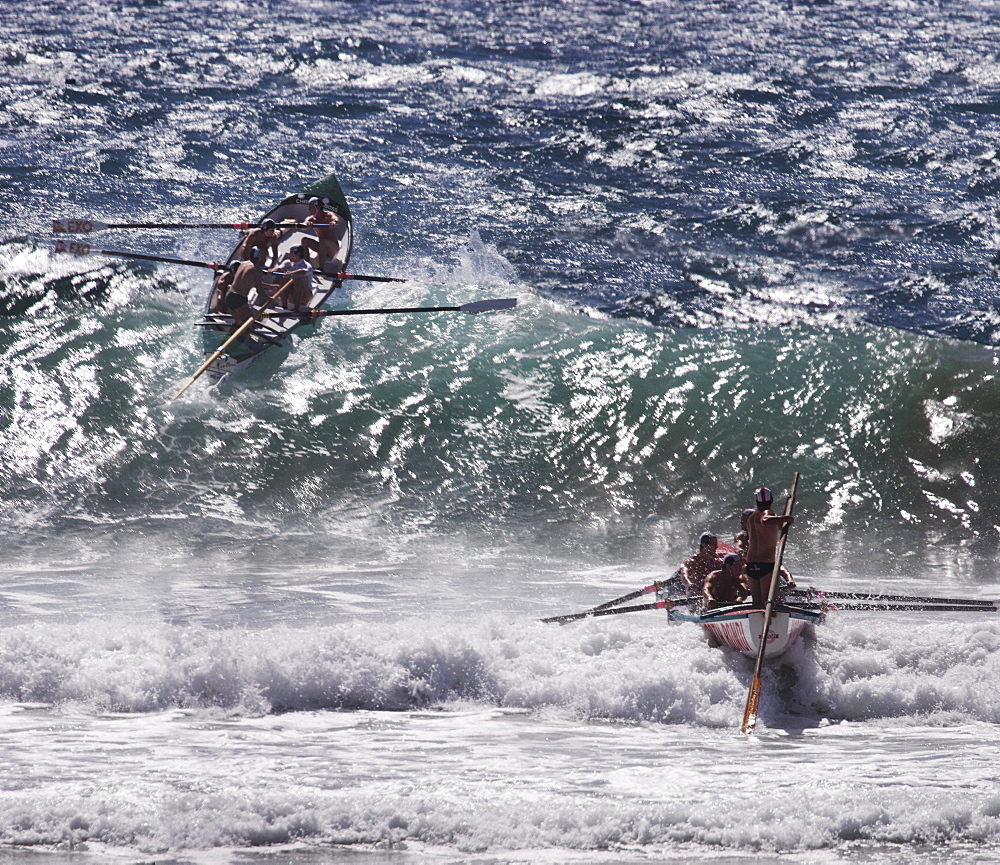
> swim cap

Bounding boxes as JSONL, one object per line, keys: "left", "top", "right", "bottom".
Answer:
{"left": 308, "top": 196, "right": 322, "bottom": 207}
{"left": 289, "top": 244, "right": 304, "bottom": 256}
{"left": 227, "top": 261, "right": 240, "bottom": 272}
{"left": 261, "top": 218, "right": 275, "bottom": 230}
{"left": 755, "top": 487, "right": 772, "bottom": 504}
{"left": 699, "top": 532, "right": 717, "bottom": 546}
{"left": 723, "top": 553, "right": 741, "bottom": 566}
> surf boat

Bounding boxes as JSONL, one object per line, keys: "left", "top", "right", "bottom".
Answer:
{"left": 667, "top": 599, "right": 823, "bottom": 659}
{"left": 196, "top": 172, "right": 354, "bottom": 384}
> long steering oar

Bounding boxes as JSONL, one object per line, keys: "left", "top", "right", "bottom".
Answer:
{"left": 741, "top": 471, "right": 800, "bottom": 735}
{"left": 170, "top": 279, "right": 295, "bottom": 402}
{"left": 53, "top": 242, "right": 406, "bottom": 283}
{"left": 52, "top": 219, "right": 339, "bottom": 233}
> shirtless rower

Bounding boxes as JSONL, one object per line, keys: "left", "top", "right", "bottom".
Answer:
{"left": 703, "top": 553, "right": 748, "bottom": 610}
{"left": 209, "top": 261, "right": 240, "bottom": 314}
{"left": 225, "top": 246, "right": 266, "bottom": 328}
{"left": 240, "top": 219, "right": 280, "bottom": 267}
{"left": 745, "top": 487, "right": 795, "bottom": 606}
{"left": 680, "top": 532, "right": 723, "bottom": 597}
{"left": 301, "top": 196, "right": 342, "bottom": 273}
{"left": 733, "top": 508, "right": 754, "bottom": 554}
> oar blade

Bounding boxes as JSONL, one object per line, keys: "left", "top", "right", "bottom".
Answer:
{"left": 459, "top": 298, "right": 518, "bottom": 314}
{"left": 52, "top": 239, "right": 93, "bottom": 256}
{"left": 741, "top": 677, "right": 762, "bottom": 734}
{"left": 52, "top": 219, "right": 109, "bottom": 234}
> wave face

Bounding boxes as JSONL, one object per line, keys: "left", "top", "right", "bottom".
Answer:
{"left": 2, "top": 259, "right": 999, "bottom": 578}
{"left": 3, "top": 0, "right": 1000, "bottom": 863}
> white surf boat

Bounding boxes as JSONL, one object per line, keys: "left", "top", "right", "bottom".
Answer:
{"left": 666, "top": 599, "right": 823, "bottom": 659}
{"left": 196, "top": 172, "right": 354, "bottom": 384}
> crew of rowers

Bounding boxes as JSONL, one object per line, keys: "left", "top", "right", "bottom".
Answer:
{"left": 209, "top": 196, "right": 344, "bottom": 326}
{"left": 679, "top": 486, "right": 796, "bottom": 610}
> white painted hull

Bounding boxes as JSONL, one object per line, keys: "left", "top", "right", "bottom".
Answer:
{"left": 669, "top": 602, "right": 822, "bottom": 658}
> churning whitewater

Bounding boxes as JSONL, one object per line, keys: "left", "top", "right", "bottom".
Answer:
{"left": 3, "top": 0, "right": 1000, "bottom": 862}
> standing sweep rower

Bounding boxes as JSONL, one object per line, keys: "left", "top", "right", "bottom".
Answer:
{"left": 745, "top": 487, "right": 795, "bottom": 606}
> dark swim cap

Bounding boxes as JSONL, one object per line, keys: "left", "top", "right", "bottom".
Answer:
{"left": 699, "top": 532, "right": 717, "bottom": 546}
{"left": 723, "top": 553, "right": 742, "bottom": 566}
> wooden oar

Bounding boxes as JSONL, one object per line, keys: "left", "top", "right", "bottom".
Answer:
{"left": 540, "top": 597, "right": 695, "bottom": 624}
{"left": 52, "top": 219, "right": 339, "bottom": 233}
{"left": 788, "top": 589, "right": 995, "bottom": 608}
{"left": 53, "top": 243, "right": 407, "bottom": 283}
{"left": 170, "top": 279, "right": 295, "bottom": 402}
{"left": 741, "top": 471, "right": 800, "bottom": 735}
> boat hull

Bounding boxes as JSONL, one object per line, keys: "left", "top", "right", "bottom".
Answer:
{"left": 669, "top": 602, "right": 822, "bottom": 658}
{"left": 199, "top": 172, "right": 354, "bottom": 384}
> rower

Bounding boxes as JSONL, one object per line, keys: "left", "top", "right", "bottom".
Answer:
{"left": 272, "top": 244, "right": 315, "bottom": 310}
{"left": 680, "top": 532, "right": 723, "bottom": 597}
{"left": 733, "top": 508, "right": 754, "bottom": 554}
{"left": 240, "top": 219, "right": 280, "bottom": 267}
{"left": 745, "top": 487, "right": 795, "bottom": 606}
{"left": 302, "top": 196, "right": 342, "bottom": 273}
{"left": 209, "top": 261, "right": 240, "bottom": 314}
{"left": 225, "top": 246, "right": 266, "bottom": 328}
{"left": 703, "top": 553, "right": 748, "bottom": 610}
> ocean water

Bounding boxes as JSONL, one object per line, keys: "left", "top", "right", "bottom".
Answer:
{"left": 2, "top": 0, "right": 1000, "bottom": 862}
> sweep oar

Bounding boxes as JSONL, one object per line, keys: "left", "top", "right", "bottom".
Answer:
{"left": 52, "top": 243, "right": 406, "bottom": 283}
{"left": 741, "top": 472, "right": 799, "bottom": 735}
{"left": 540, "top": 597, "right": 696, "bottom": 625}
{"left": 788, "top": 589, "right": 995, "bottom": 608}
{"left": 52, "top": 219, "right": 339, "bottom": 233}
{"left": 170, "top": 278, "right": 295, "bottom": 402}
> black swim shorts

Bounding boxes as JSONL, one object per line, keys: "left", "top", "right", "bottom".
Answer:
{"left": 745, "top": 562, "right": 775, "bottom": 581}
{"left": 225, "top": 290, "right": 249, "bottom": 311}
